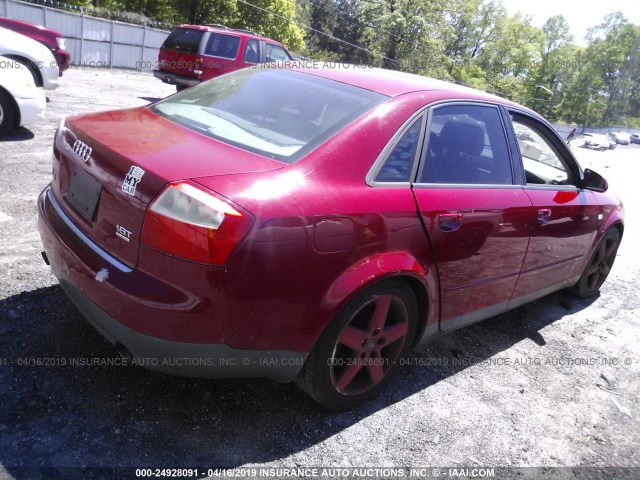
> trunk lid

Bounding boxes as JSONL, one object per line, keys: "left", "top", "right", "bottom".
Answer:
{"left": 52, "top": 107, "right": 285, "bottom": 268}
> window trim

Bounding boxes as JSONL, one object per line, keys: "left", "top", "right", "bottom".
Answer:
{"left": 413, "top": 100, "right": 518, "bottom": 188}
{"left": 365, "top": 106, "right": 428, "bottom": 188}
{"left": 506, "top": 108, "right": 584, "bottom": 190}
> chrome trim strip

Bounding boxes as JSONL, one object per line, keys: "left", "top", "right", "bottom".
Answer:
{"left": 412, "top": 183, "right": 523, "bottom": 190}
{"left": 47, "top": 190, "right": 133, "bottom": 273}
{"left": 522, "top": 184, "right": 579, "bottom": 191}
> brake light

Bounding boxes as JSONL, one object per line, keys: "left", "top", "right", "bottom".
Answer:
{"left": 142, "top": 181, "right": 254, "bottom": 265}
{"left": 193, "top": 55, "right": 204, "bottom": 75}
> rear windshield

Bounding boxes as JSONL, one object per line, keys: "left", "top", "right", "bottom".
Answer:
{"left": 150, "top": 68, "right": 388, "bottom": 163}
{"left": 162, "top": 28, "right": 204, "bottom": 54}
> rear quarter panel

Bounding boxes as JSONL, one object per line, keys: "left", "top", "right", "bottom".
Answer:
{"left": 195, "top": 94, "right": 442, "bottom": 352}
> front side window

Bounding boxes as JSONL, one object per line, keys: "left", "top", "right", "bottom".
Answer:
{"left": 419, "top": 104, "right": 512, "bottom": 185}
{"left": 205, "top": 33, "right": 241, "bottom": 59}
{"left": 265, "top": 43, "right": 291, "bottom": 62}
{"left": 511, "top": 116, "right": 570, "bottom": 185}
{"left": 150, "top": 69, "right": 387, "bottom": 163}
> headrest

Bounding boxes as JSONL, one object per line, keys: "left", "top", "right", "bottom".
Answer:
{"left": 438, "top": 119, "right": 485, "bottom": 157}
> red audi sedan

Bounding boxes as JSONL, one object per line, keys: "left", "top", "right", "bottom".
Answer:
{"left": 37, "top": 65, "right": 623, "bottom": 409}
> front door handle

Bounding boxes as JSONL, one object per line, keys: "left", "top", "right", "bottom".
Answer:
{"left": 438, "top": 213, "right": 463, "bottom": 232}
{"left": 537, "top": 208, "right": 552, "bottom": 225}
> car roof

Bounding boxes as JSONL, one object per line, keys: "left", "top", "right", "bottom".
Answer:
{"left": 290, "top": 64, "right": 530, "bottom": 109}
{"left": 176, "top": 24, "right": 284, "bottom": 45}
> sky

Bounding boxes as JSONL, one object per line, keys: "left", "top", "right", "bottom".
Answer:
{"left": 502, "top": 0, "right": 640, "bottom": 46}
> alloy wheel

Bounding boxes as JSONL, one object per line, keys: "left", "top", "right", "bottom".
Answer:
{"left": 330, "top": 294, "right": 409, "bottom": 396}
{"left": 585, "top": 235, "right": 617, "bottom": 291}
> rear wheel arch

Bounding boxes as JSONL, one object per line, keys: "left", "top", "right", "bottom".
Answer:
{"left": 317, "top": 255, "right": 434, "bottom": 351}
{"left": 321, "top": 250, "right": 431, "bottom": 302}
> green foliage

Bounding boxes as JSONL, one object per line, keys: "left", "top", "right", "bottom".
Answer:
{"left": 69, "top": 0, "right": 639, "bottom": 126}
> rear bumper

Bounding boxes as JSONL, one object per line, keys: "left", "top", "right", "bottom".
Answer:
{"left": 37, "top": 186, "right": 305, "bottom": 382}
{"left": 59, "top": 278, "right": 305, "bottom": 382}
{"left": 153, "top": 69, "right": 200, "bottom": 88}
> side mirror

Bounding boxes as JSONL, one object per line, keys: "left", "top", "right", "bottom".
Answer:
{"left": 582, "top": 168, "right": 608, "bottom": 192}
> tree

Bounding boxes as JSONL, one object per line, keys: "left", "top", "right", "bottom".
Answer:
{"left": 359, "top": 0, "right": 451, "bottom": 77}
{"left": 235, "top": 0, "right": 305, "bottom": 51}
{"left": 524, "top": 15, "right": 573, "bottom": 119}
{"left": 586, "top": 13, "right": 640, "bottom": 124}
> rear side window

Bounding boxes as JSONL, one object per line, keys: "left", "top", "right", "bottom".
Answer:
{"left": 265, "top": 43, "right": 291, "bottom": 62}
{"left": 375, "top": 120, "right": 422, "bottom": 182}
{"left": 205, "top": 33, "right": 241, "bottom": 59}
{"left": 162, "top": 28, "right": 204, "bottom": 54}
{"left": 419, "top": 104, "right": 512, "bottom": 185}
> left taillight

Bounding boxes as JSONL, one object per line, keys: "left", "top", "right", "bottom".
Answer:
{"left": 141, "top": 181, "right": 254, "bottom": 265}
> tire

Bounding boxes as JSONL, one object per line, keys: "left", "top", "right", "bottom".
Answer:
{"left": 571, "top": 227, "right": 620, "bottom": 298}
{"left": 0, "top": 89, "right": 16, "bottom": 136}
{"left": 297, "top": 279, "right": 417, "bottom": 410}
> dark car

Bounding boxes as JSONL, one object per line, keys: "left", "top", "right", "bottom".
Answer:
{"left": 153, "top": 24, "right": 292, "bottom": 91}
{"left": 0, "top": 17, "right": 70, "bottom": 73}
{"left": 38, "top": 66, "right": 624, "bottom": 409}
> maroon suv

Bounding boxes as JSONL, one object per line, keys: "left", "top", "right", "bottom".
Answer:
{"left": 0, "top": 17, "right": 70, "bottom": 73}
{"left": 153, "top": 24, "right": 292, "bottom": 91}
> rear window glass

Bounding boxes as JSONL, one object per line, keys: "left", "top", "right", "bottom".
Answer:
{"left": 204, "top": 33, "right": 241, "bottom": 59}
{"left": 150, "top": 68, "right": 388, "bottom": 163}
{"left": 162, "top": 28, "right": 204, "bottom": 54}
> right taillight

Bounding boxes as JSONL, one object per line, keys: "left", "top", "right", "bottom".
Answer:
{"left": 193, "top": 55, "right": 204, "bottom": 76}
{"left": 142, "top": 181, "right": 254, "bottom": 265}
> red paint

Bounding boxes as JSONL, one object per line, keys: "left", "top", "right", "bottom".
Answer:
{"left": 38, "top": 66, "right": 624, "bottom": 364}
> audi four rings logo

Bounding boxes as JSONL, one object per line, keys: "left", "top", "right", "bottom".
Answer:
{"left": 72, "top": 140, "right": 92, "bottom": 162}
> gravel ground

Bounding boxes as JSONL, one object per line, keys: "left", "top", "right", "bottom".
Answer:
{"left": 0, "top": 69, "right": 639, "bottom": 479}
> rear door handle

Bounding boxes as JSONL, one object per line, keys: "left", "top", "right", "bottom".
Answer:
{"left": 438, "top": 213, "right": 463, "bottom": 232}
{"left": 537, "top": 208, "right": 551, "bottom": 225}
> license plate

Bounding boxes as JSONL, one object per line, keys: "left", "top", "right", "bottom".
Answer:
{"left": 66, "top": 168, "right": 102, "bottom": 222}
